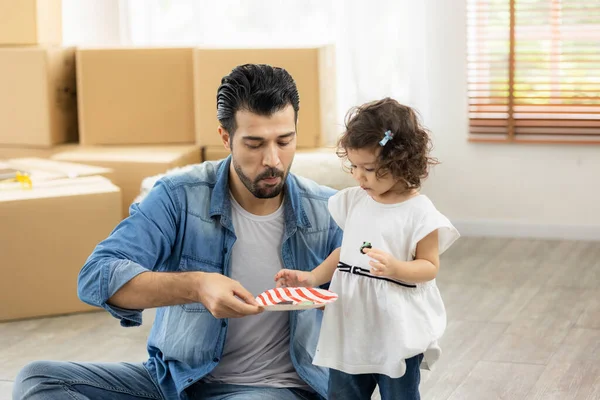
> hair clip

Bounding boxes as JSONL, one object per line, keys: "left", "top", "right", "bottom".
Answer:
{"left": 379, "top": 130, "right": 393, "bottom": 146}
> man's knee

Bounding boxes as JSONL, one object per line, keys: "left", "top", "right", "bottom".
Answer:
{"left": 13, "top": 361, "right": 64, "bottom": 399}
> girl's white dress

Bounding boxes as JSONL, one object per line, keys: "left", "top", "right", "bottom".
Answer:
{"left": 312, "top": 187, "right": 460, "bottom": 378}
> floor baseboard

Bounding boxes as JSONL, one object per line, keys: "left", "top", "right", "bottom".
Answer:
{"left": 453, "top": 220, "right": 600, "bottom": 241}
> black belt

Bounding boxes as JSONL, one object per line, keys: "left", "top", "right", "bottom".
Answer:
{"left": 337, "top": 262, "right": 417, "bottom": 288}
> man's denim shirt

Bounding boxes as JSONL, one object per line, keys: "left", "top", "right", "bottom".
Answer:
{"left": 77, "top": 157, "right": 343, "bottom": 400}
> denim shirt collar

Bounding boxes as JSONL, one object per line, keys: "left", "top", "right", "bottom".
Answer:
{"left": 209, "top": 156, "right": 311, "bottom": 235}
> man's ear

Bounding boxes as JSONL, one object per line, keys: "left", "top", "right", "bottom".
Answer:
{"left": 218, "top": 126, "right": 232, "bottom": 151}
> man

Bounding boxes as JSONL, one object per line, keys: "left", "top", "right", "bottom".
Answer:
{"left": 13, "top": 64, "right": 342, "bottom": 400}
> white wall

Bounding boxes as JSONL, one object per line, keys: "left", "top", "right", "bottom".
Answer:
{"left": 62, "top": 0, "right": 123, "bottom": 46}
{"left": 420, "top": 0, "right": 600, "bottom": 241}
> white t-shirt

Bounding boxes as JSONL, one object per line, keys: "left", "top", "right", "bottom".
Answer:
{"left": 204, "top": 195, "right": 309, "bottom": 389}
{"left": 312, "top": 187, "right": 460, "bottom": 378}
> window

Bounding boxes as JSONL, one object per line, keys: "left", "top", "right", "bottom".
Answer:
{"left": 467, "top": 0, "right": 600, "bottom": 143}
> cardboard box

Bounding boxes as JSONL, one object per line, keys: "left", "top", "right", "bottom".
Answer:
{"left": 0, "top": 176, "right": 122, "bottom": 321}
{"left": 76, "top": 48, "right": 196, "bottom": 145}
{"left": 52, "top": 145, "right": 201, "bottom": 217}
{"left": 1, "top": 157, "right": 114, "bottom": 183}
{"left": 193, "top": 46, "right": 337, "bottom": 148}
{"left": 0, "top": 143, "right": 77, "bottom": 160}
{"left": 202, "top": 146, "right": 230, "bottom": 162}
{"left": 0, "top": 0, "right": 62, "bottom": 45}
{"left": 0, "top": 47, "right": 78, "bottom": 147}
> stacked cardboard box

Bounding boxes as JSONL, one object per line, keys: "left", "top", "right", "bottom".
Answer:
{"left": 1, "top": 157, "right": 114, "bottom": 182}
{"left": 52, "top": 145, "right": 201, "bottom": 217}
{"left": 0, "top": 1, "right": 116, "bottom": 321}
{"left": 0, "top": 44, "right": 202, "bottom": 218}
{"left": 0, "top": 45, "right": 77, "bottom": 148}
{"left": 0, "top": 143, "right": 77, "bottom": 160}
{"left": 0, "top": 3, "right": 202, "bottom": 215}
{"left": 0, "top": 158, "right": 120, "bottom": 321}
{"left": 50, "top": 47, "right": 202, "bottom": 217}
{"left": 0, "top": 0, "right": 77, "bottom": 156}
{"left": 75, "top": 48, "right": 196, "bottom": 146}
{"left": 0, "top": 0, "right": 62, "bottom": 45}
{"left": 0, "top": 176, "right": 122, "bottom": 321}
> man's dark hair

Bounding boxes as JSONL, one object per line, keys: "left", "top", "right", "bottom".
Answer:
{"left": 216, "top": 64, "right": 300, "bottom": 136}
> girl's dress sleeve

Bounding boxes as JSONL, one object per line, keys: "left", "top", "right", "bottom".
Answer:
{"left": 410, "top": 209, "right": 460, "bottom": 257}
{"left": 327, "top": 188, "right": 355, "bottom": 230}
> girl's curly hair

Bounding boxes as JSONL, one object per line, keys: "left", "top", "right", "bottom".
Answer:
{"left": 337, "top": 97, "right": 439, "bottom": 190}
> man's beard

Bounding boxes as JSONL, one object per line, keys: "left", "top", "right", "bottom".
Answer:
{"left": 232, "top": 160, "right": 290, "bottom": 199}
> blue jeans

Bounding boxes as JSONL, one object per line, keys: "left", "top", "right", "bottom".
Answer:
{"left": 12, "top": 361, "right": 320, "bottom": 400}
{"left": 328, "top": 354, "right": 424, "bottom": 400}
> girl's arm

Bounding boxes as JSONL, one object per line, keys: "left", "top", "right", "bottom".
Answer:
{"left": 275, "top": 247, "right": 341, "bottom": 287}
{"left": 365, "top": 230, "right": 440, "bottom": 283}
{"left": 312, "top": 247, "right": 341, "bottom": 285}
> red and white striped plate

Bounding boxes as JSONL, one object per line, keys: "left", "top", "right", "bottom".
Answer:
{"left": 256, "top": 287, "right": 338, "bottom": 311}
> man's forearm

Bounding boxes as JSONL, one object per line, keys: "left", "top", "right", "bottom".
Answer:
{"left": 107, "top": 271, "right": 200, "bottom": 310}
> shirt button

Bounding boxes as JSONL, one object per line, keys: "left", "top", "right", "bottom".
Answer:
{"left": 187, "top": 378, "right": 193, "bottom": 383}
{"left": 213, "top": 357, "right": 219, "bottom": 363}
{"left": 222, "top": 248, "right": 227, "bottom": 254}
{"left": 221, "top": 321, "right": 227, "bottom": 327}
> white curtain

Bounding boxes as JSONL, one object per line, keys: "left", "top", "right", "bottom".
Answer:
{"left": 62, "top": 0, "right": 430, "bottom": 145}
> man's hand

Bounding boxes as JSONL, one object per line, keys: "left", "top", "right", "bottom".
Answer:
{"left": 274, "top": 269, "right": 316, "bottom": 288}
{"left": 194, "top": 273, "right": 264, "bottom": 318}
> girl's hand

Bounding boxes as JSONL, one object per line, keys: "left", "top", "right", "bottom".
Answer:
{"left": 274, "top": 269, "right": 316, "bottom": 288}
{"left": 363, "top": 248, "right": 399, "bottom": 278}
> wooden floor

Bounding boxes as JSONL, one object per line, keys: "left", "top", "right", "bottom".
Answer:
{"left": 1, "top": 238, "right": 599, "bottom": 399}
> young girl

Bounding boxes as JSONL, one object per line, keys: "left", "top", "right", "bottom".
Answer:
{"left": 274, "top": 97, "right": 459, "bottom": 400}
